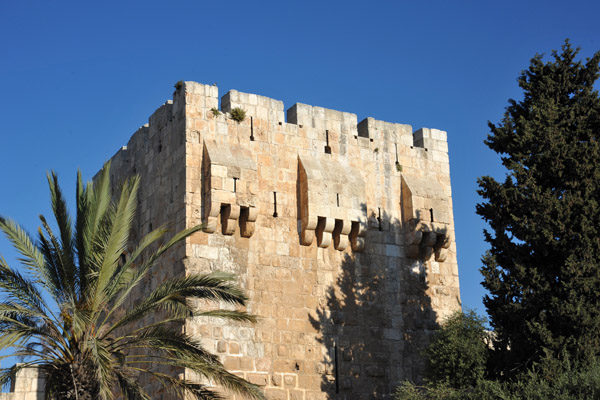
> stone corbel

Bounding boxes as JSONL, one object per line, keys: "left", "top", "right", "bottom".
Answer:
{"left": 203, "top": 203, "right": 221, "bottom": 234}
{"left": 405, "top": 221, "right": 452, "bottom": 262}
{"left": 221, "top": 204, "right": 240, "bottom": 235}
{"left": 333, "top": 220, "right": 352, "bottom": 251}
{"left": 240, "top": 206, "right": 258, "bottom": 238}
{"left": 298, "top": 155, "right": 367, "bottom": 252}
{"left": 434, "top": 230, "right": 452, "bottom": 262}
{"left": 349, "top": 221, "right": 367, "bottom": 252}
{"left": 401, "top": 174, "right": 454, "bottom": 262}
{"left": 316, "top": 217, "right": 336, "bottom": 248}
{"left": 300, "top": 215, "right": 318, "bottom": 246}
{"left": 201, "top": 139, "right": 258, "bottom": 238}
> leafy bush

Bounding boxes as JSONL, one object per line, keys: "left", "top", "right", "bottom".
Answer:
{"left": 424, "top": 310, "right": 489, "bottom": 388}
{"left": 396, "top": 355, "right": 600, "bottom": 400}
{"left": 230, "top": 107, "right": 246, "bottom": 122}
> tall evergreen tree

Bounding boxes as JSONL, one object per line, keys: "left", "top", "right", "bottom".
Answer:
{"left": 477, "top": 41, "right": 600, "bottom": 376}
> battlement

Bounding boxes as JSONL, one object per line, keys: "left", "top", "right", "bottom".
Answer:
{"left": 100, "top": 80, "right": 460, "bottom": 398}
{"left": 174, "top": 81, "right": 449, "bottom": 150}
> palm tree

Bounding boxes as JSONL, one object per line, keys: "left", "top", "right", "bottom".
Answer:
{"left": 0, "top": 164, "right": 264, "bottom": 400}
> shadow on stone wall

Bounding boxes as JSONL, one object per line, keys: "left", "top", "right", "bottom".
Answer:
{"left": 309, "top": 209, "right": 441, "bottom": 399}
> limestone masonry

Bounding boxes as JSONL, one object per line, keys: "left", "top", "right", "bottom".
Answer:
{"left": 104, "top": 82, "right": 460, "bottom": 399}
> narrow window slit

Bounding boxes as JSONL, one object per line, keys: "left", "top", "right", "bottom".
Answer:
{"left": 334, "top": 343, "right": 339, "bottom": 393}
{"left": 233, "top": 178, "right": 237, "bottom": 193}
{"left": 273, "top": 192, "right": 278, "bottom": 217}
{"left": 430, "top": 208, "right": 434, "bottom": 222}
{"left": 250, "top": 116, "right": 255, "bottom": 141}
{"left": 378, "top": 207, "right": 382, "bottom": 231}
{"left": 336, "top": 193, "right": 340, "bottom": 207}
{"left": 325, "top": 129, "right": 332, "bottom": 154}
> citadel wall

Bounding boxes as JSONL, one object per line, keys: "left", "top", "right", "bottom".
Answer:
{"left": 106, "top": 81, "right": 461, "bottom": 399}
{"left": 0, "top": 366, "right": 45, "bottom": 400}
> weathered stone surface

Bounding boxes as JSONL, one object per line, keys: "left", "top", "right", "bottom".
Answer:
{"left": 0, "top": 365, "right": 46, "bottom": 400}
{"left": 31, "top": 80, "right": 460, "bottom": 400}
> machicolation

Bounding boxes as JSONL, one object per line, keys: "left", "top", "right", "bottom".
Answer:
{"left": 100, "top": 82, "right": 460, "bottom": 399}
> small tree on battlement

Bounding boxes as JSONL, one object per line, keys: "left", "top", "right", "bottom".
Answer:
{"left": 0, "top": 163, "right": 265, "bottom": 400}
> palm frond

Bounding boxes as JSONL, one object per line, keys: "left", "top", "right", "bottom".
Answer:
{"left": 1, "top": 163, "right": 264, "bottom": 399}
{"left": 38, "top": 215, "right": 75, "bottom": 302}
{"left": 134, "top": 357, "right": 265, "bottom": 400}
{"left": 134, "top": 369, "right": 226, "bottom": 400}
{"left": 0, "top": 217, "right": 46, "bottom": 282}
{"left": 105, "top": 270, "right": 246, "bottom": 336}
{"left": 115, "top": 371, "right": 151, "bottom": 400}
{"left": 47, "top": 171, "right": 77, "bottom": 295}
{"left": 102, "top": 225, "right": 203, "bottom": 330}
{"left": 103, "top": 226, "right": 170, "bottom": 312}
{"left": 87, "top": 337, "right": 117, "bottom": 400}
{"left": 76, "top": 163, "right": 112, "bottom": 295}
{"left": 0, "top": 258, "right": 50, "bottom": 317}
{"left": 193, "top": 310, "right": 257, "bottom": 323}
{"left": 93, "top": 176, "right": 139, "bottom": 311}
{"left": 115, "top": 325, "right": 219, "bottom": 363}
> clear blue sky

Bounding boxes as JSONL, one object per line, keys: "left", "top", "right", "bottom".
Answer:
{"left": 1, "top": 0, "right": 599, "bottom": 322}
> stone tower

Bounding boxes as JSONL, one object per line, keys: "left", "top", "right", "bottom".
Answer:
{"left": 105, "top": 81, "right": 461, "bottom": 399}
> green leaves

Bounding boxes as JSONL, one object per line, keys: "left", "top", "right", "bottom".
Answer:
{"left": 424, "top": 311, "right": 488, "bottom": 388}
{"left": 478, "top": 40, "right": 600, "bottom": 376}
{"left": 0, "top": 164, "right": 264, "bottom": 399}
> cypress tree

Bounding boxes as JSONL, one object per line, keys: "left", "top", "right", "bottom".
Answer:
{"left": 477, "top": 40, "right": 600, "bottom": 376}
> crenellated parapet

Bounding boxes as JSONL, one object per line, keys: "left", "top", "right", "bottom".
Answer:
{"left": 102, "top": 80, "right": 460, "bottom": 399}
{"left": 174, "top": 82, "right": 456, "bottom": 259}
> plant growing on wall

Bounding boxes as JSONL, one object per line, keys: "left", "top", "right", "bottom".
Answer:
{"left": 230, "top": 107, "right": 246, "bottom": 122}
{"left": 0, "top": 163, "right": 265, "bottom": 400}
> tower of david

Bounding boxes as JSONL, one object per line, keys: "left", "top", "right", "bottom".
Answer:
{"left": 102, "top": 81, "right": 461, "bottom": 399}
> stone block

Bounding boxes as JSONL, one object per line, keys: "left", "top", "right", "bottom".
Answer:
{"left": 95, "top": 81, "right": 461, "bottom": 400}
{"left": 247, "top": 373, "right": 268, "bottom": 386}
{"left": 265, "top": 388, "right": 288, "bottom": 400}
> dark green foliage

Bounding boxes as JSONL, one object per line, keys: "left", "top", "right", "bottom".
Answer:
{"left": 395, "top": 380, "right": 507, "bottom": 400}
{"left": 395, "top": 357, "right": 600, "bottom": 400}
{"left": 477, "top": 40, "right": 600, "bottom": 375}
{"left": 396, "top": 39, "right": 600, "bottom": 400}
{"left": 510, "top": 354, "right": 600, "bottom": 400}
{"left": 424, "top": 310, "right": 488, "bottom": 388}
{"left": 230, "top": 107, "right": 246, "bottom": 122}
